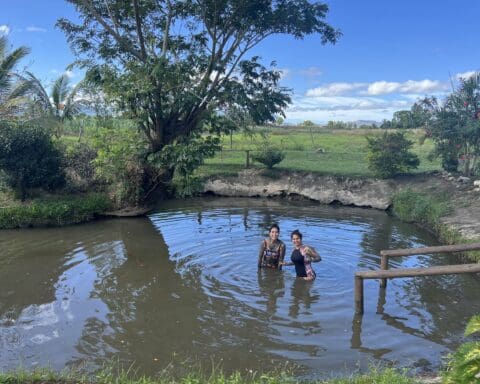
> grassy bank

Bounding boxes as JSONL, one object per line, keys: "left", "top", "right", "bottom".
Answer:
{"left": 198, "top": 128, "right": 441, "bottom": 179}
{"left": 0, "top": 192, "right": 111, "bottom": 229}
{"left": 0, "top": 367, "right": 425, "bottom": 384}
{"left": 392, "top": 189, "right": 480, "bottom": 262}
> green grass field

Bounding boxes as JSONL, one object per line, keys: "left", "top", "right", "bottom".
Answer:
{"left": 198, "top": 127, "right": 440, "bottom": 179}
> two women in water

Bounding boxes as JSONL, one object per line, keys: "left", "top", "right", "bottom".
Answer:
{"left": 258, "top": 225, "right": 321, "bottom": 281}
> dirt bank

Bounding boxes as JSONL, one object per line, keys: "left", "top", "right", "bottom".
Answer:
{"left": 203, "top": 169, "right": 480, "bottom": 242}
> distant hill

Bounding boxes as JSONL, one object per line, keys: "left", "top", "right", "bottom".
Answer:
{"left": 351, "top": 120, "right": 380, "bottom": 127}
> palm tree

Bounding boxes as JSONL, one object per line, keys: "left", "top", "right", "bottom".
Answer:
{"left": 22, "top": 71, "right": 86, "bottom": 136}
{"left": 0, "top": 35, "right": 31, "bottom": 120}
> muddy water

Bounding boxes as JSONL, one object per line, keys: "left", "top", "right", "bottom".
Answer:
{"left": 0, "top": 197, "right": 479, "bottom": 379}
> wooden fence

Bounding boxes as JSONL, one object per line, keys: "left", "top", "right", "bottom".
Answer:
{"left": 354, "top": 243, "right": 480, "bottom": 314}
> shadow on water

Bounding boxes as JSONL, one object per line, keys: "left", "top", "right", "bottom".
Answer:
{"left": 0, "top": 197, "right": 479, "bottom": 379}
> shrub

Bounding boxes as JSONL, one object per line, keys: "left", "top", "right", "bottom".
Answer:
{"left": 64, "top": 142, "right": 98, "bottom": 190}
{"left": 0, "top": 193, "right": 111, "bottom": 229}
{"left": 92, "top": 128, "right": 148, "bottom": 207}
{"left": 0, "top": 122, "right": 66, "bottom": 200}
{"left": 443, "top": 315, "right": 480, "bottom": 384}
{"left": 366, "top": 131, "right": 419, "bottom": 178}
{"left": 252, "top": 145, "right": 285, "bottom": 169}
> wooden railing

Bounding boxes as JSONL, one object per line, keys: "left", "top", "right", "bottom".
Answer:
{"left": 354, "top": 242, "right": 480, "bottom": 314}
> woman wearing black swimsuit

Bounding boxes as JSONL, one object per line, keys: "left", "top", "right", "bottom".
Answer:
{"left": 258, "top": 224, "right": 286, "bottom": 270}
{"left": 281, "top": 229, "right": 321, "bottom": 281}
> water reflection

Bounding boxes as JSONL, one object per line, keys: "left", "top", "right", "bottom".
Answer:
{"left": 257, "top": 269, "right": 285, "bottom": 316}
{"left": 0, "top": 197, "right": 479, "bottom": 379}
{"left": 288, "top": 279, "right": 320, "bottom": 320}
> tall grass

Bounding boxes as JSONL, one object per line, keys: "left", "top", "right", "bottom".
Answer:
{"left": 0, "top": 366, "right": 423, "bottom": 384}
{"left": 392, "top": 188, "right": 451, "bottom": 229}
{"left": 0, "top": 192, "right": 111, "bottom": 229}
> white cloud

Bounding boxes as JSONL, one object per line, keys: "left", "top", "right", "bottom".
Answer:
{"left": 365, "top": 79, "right": 445, "bottom": 95}
{"left": 306, "top": 82, "right": 366, "bottom": 97}
{"left": 0, "top": 25, "right": 10, "bottom": 35}
{"left": 284, "top": 93, "right": 420, "bottom": 124}
{"left": 399, "top": 79, "right": 445, "bottom": 94}
{"left": 64, "top": 70, "right": 75, "bottom": 79}
{"left": 26, "top": 25, "right": 47, "bottom": 33}
{"left": 455, "top": 71, "right": 477, "bottom": 80}
{"left": 365, "top": 81, "right": 401, "bottom": 95}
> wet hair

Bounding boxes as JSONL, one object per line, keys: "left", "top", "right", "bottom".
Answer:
{"left": 269, "top": 224, "right": 280, "bottom": 232}
{"left": 291, "top": 229, "right": 303, "bottom": 239}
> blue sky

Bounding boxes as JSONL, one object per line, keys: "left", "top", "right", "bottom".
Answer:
{"left": 2, "top": 0, "right": 480, "bottom": 124}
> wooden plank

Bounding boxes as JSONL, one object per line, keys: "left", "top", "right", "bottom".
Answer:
{"left": 356, "top": 263, "right": 480, "bottom": 280}
{"left": 380, "top": 242, "right": 480, "bottom": 258}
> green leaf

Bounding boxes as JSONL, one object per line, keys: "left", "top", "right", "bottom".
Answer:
{"left": 465, "top": 315, "right": 480, "bottom": 336}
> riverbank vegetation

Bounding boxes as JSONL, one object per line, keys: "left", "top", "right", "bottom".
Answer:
{"left": 0, "top": 366, "right": 425, "bottom": 384}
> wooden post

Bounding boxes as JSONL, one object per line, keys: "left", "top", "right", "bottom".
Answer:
{"left": 245, "top": 150, "right": 250, "bottom": 168}
{"left": 354, "top": 275, "right": 364, "bottom": 314}
{"left": 380, "top": 254, "right": 389, "bottom": 288}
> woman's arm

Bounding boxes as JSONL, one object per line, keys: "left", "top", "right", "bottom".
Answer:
{"left": 304, "top": 246, "right": 321, "bottom": 262}
{"left": 258, "top": 240, "right": 266, "bottom": 268}
{"left": 277, "top": 242, "right": 286, "bottom": 270}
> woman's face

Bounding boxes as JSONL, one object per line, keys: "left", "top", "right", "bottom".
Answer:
{"left": 291, "top": 234, "right": 302, "bottom": 248}
{"left": 269, "top": 227, "right": 279, "bottom": 241}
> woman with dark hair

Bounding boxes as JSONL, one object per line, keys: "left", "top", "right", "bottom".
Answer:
{"left": 281, "top": 229, "right": 321, "bottom": 281}
{"left": 258, "top": 224, "right": 286, "bottom": 270}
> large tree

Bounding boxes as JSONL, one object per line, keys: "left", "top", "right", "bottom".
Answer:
{"left": 57, "top": 0, "right": 340, "bottom": 200}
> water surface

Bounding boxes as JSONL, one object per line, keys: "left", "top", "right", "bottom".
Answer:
{"left": 0, "top": 197, "right": 479, "bottom": 379}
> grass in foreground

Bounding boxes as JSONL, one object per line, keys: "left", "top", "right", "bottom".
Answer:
{"left": 0, "top": 367, "right": 425, "bottom": 384}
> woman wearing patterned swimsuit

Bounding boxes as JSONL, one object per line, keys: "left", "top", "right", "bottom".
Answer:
{"left": 258, "top": 224, "right": 286, "bottom": 270}
{"left": 281, "top": 229, "right": 321, "bottom": 281}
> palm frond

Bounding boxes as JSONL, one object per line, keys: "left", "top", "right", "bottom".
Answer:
{"left": 51, "top": 74, "right": 70, "bottom": 112}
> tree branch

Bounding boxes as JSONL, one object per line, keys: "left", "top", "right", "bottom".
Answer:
{"left": 133, "top": 0, "right": 148, "bottom": 61}
{"left": 78, "top": 0, "right": 144, "bottom": 61}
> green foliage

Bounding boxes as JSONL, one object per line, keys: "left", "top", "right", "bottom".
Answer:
{"left": 199, "top": 128, "right": 440, "bottom": 179}
{"left": 21, "top": 71, "right": 87, "bottom": 136}
{"left": 252, "top": 145, "right": 286, "bottom": 169}
{"left": 0, "top": 122, "right": 66, "bottom": 200}
{"left": 0, "top": 366, "right": 421, "bottom": 384}
{"left": 392, "top": 189, "right": 450, "bottom": 228}
{"left": 366, "top": 131, "right": 420, "bottom": 178}
{"left": 443, "top": 315, "right": 480, "bottom": 384}
{"left": 148, "top": 136, "right": 221, "bottom": 197}
{"left": 0, "top": 35, "right": 31, "bottom": 120}
{"left": 64, "top": 142, "right": 97, "bottom": 190}
{"left": 421, "top": 73, "right": 480, "bottom": 175}
{"left": 56, "top": 0, "right": 340, "bottom": 199}
{"left": 148, "top": 136, "right": 221, "bottom": 179}
{"left": 92, "top": 128, "right": 148, "bottom": 207}
{"left": 0, "top": 193, "right": 111, "bottom": 229}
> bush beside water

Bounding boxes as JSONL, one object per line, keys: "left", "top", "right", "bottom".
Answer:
{"left": 0, "top": 193, "right": 111, "bottom": 229}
